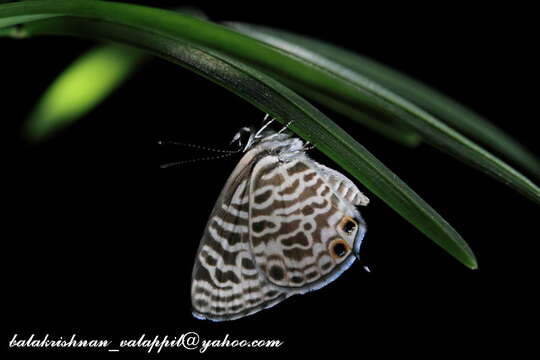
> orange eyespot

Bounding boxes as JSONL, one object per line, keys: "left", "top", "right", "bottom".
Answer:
{"left": 328, "top": 238, "right": 351, "bottom": 259}
{"left": 338, "top": 216, "right": 358, "bottom": 235}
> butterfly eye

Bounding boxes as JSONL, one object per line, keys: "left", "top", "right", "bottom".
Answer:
{"left": 338, "top": 216, "right": 358, "bottom": 235}
{"left": 329, "top": 239, "right": 350, "bottom": 259}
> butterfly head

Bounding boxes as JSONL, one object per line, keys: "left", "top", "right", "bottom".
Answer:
{"left": 231, "top": 126, "right": 299, "bottom": 154}
{"left": 230, "top": 126, "right": 257, "bottom": 152}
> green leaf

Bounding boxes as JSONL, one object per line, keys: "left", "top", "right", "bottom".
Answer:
{"left": 1, "top": 2, "right": 537, "bottom": 207}
{"left": 255, "top": 71, "right": 423, "bottom": 147}
{"left": 226, "top": 23, "right": 540, "bottom": 180}
{"left": 20, "top": 6, "right": 207, "bottom": 142}
{"left": 0, "top": 2, "right": 479, "bottom": 267}
{"left": 283, "top": 82, "right": 423, "bottom": 147}
{"left": 1, "top": 1, "right": 539, "bottom": 205}
{"left": 16, "top": 18, "right": 480, "bottom": 269}
{"left": 220, "top": 22, "right": 540, "bottom": 205}
{"left": 23, "top": 44, "right": 147, "bottom": 141}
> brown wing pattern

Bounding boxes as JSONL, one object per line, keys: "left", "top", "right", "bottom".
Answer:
{"left": 314, "top": 162, "right": 370, "bottom": 206}
{"left": 249, "top": 155, "right": 364, "bottom": 292}
{"left": 191, "top": 154, "right": 284, "bottom": 321}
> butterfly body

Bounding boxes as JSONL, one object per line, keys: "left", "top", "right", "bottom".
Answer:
{"left": 191, "top": 127, "right": 369, "bottom": 321}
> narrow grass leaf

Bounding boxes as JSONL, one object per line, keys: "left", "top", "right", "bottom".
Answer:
{"left": 0, "top": 10, "right": 478, "bottom": 267}
{"left": 227, "top": 23, "right": 540, "bottom": 179}
{"left": 0, "top": 2, "right": 537, "bottom": 204}
{"left": 223, "top": 22, "right": 540, "bottom": 204}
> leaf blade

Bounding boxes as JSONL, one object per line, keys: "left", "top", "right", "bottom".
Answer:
{"left": 229, "top": 23, "right": 540, "bottom": 179}
{"left": 1, "top": 3, "right": 538, "bottom": 207}
{"left": 222, "top": 22, "right": 540, "bottom": 204}
{"left": 0, "top": 1, "right": 480, "bottom": 268}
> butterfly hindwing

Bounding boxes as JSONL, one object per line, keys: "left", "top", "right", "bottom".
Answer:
{"left": 314, "top": 162, "right": 370, "bottom": 207}
{"left": 248, "top": 154, "right": 366, "bottom": 292}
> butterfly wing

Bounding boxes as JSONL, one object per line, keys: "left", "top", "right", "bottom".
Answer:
{"left": 314, "top": 162, "right": 370, "bottom": 207}
{"left": 248, "top": 154, "right": 367, "bottom": 293}
{"left": 191, "top": 151, "right": 285, "bottom": 321}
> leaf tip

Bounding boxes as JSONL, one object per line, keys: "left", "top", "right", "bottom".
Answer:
{"left": 465, "top": 256, "right": 478, "bottom": 270}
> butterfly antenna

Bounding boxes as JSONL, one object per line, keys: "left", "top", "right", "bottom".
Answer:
{"left": 158, "top": 140, "right": 240, "bottom": 153}
{"left": 160, "top": 152, "right": 238, "bottom": 169}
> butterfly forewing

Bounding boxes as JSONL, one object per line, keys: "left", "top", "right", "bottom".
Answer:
{"left": 191, "top": 152, "right": 284, "bottom": 321}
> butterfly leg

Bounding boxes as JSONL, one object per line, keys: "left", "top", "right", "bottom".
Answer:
{"left": 302, "top": 141, "right": 315, "bottom": 151}
{"left": 277, "top": 120, "right": 293, "bottom": 134}
{"left": 261, "top": 113, "right": 270, "bottom": 124}
{"left": 255, "top": 115, "right": 276, "bottom": 138}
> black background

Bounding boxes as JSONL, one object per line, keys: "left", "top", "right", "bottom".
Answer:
{"left": 2, "top": 0, "right": 538, "bottom": 357}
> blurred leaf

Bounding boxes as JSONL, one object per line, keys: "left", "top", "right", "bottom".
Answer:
{"left": 0, "top": 3, "right": 479, "bottom": 268}
{"left": 270, "top": 76, "right": 423, "bottom": 147}
{"left": 24, "top": 44, "right": 146, "bottom": 141}
{"left": 20, "top": 6, "right": 208, "bottom": 141}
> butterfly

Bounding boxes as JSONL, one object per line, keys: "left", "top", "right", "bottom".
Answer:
{"left": 191, "top": 120, "right": 369, "bottom": 321}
